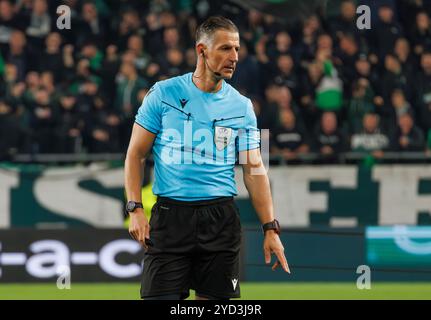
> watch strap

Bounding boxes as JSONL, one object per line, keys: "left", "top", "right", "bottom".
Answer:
{"left": 262, "top": 219, "right": 281, "bottom": 235}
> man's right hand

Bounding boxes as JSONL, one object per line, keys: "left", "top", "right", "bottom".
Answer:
{"left": 128, "top": 209, "right": 150, "bottom": 250}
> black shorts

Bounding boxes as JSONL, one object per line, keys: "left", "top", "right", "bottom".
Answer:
{"left": 140, "top": 196, "right": 242, "bottom": 300}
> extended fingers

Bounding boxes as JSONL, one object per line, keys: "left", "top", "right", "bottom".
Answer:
{"left": 274, "top": 250, "right": 290, "bottom": 273}
{"left": 264, "top": 247, "right": 271, "bottom": 264}
{"left": 129, "top": 226, "right": 148, "bottom": 250}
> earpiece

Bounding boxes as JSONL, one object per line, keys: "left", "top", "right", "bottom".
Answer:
{"left": 200, "top": 49, "right": 221, "bottom": 77}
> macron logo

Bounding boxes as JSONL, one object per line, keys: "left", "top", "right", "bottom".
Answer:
{"left": 231, "top": 278, "right": 238, "bottom": 291}
{"left": 179, "top": 98, "right": 189, "bottom": 108}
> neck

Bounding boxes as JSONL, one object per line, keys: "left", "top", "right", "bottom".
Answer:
{"left": 47, "top": 47, "right": 59, "bottom": 54}
{"left": 192, "top": 62, "right": 223, "bottom": 93}
{"left": 127, "top": 74, "right": 137, "bottom": 82}
{"left": 11, "top": 47, "right": 23, "bottom": 55}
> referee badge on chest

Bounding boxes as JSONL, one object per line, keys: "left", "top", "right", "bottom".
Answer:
{"left": 214, "top": 126, "right": 232, "bottom": 150}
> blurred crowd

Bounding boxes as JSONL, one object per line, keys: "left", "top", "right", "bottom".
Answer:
{"left": 1, "top": 0, "right": 431, "bottom": 161}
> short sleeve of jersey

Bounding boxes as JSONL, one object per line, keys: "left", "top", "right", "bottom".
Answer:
{"left": 135, "top": 83, "right": 162, "bottom": 134}
{"left": 237, "top": 99, "right": 260, "bottom": 152}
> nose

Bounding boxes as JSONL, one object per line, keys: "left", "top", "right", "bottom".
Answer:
{"left": 230, "top": 48, "right": 238, "bottom": 63}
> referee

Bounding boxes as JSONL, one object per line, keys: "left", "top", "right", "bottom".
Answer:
{"left": 125, "top": 16, "right": 290, "bottom": 300}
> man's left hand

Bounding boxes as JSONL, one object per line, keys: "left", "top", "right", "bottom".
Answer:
{"left": 263, "top": 230, "right": 290, "bottom": 273}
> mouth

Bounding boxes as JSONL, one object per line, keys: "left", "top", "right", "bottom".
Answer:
{"left": 224, "top": 66, "right": 235, "bottom": 72}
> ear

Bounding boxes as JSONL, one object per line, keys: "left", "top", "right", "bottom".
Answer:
{"left": 196, "top": 43, "right": 206, "bottom": 56}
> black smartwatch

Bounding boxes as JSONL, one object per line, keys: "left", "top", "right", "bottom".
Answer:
{"left": 126, "top": 201, "right": 143, "bottom": 213}
{"left": 262, "top": 219, "right": 281, "bottom": 235}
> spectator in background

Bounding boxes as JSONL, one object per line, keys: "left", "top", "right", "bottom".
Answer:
{"left": 39, "top": 32, "right": 64, "bottom": 82}
{"left": 144, "top": 12, "right": 164, "bottom": 57}
{"left": 314, "top": 111, "right": 345, "bottom": 160}
{"left": 114, "top": 60, "right": 147, "bottom": 118}
{"left": 30, "top": 87, "right": 58, "bottom": 153}
{"left": 316, "top": 33, "right": 334, "bottom": 58}
{"left": 298, "top": 15, "right": 322, "bottom": 63}
{"left": 144, "top": 60, "right": 162, "bottom": 84}
{"left": 7, "top": 30, "right": 28, "bottom": 81}
{"left": 261, "top": 82, "right": 280, "bottom": 130}
{"left": 0, "top": 98, "right": 21, "bottom": 159}
{"left": 116, "top": 9, "right": 142, "bottom": 51}
{"left": 389, "top": 88, "right": 415, "bottom": 130}
{"left": 335, "top": 33, "right": 360, "bottom": 92}
{"left": 315, "top": 58, "right": 343, "bottom": 113}
{"left": 55, "top": 93, "right": 83, "bottom": 153}
{"left": 77, "top": 0, "right": 109, "bottom": 48}
{"left": 159, "top": 11, "right": 177, "bottom": 29}
{"left": 3, "top": 63, "right": 19, "bottom": 100}
{"left": 394, "top": 37, "right": 416, "bottom": 76}
{"left": 22, "top": 71, "right": 40, "bottom": 108}
{"left": 392, "top": 113, "right": 425, "bottom": 152}
{"left": 254, "top": 34, "right": 271, "bottom": 94}
{"left": 396, "top": 0, "right": 429, "bottom": 32}
{"left": 25, "top": 0, "right": 50, "bottom": 52}
{"left": 4, "top": 66, "right": 27, "bottom": 139}
{"left": 272, "top": 54, "right": 300, "bottom": 99}
{"left": 75, "top": 78, "right": 99, "bottom": 116}
{"left": 380, "top": 53, "right": 411, "bottom": 107}
{"left": 61, "top": 43, "right": 76, "bottom": 81}
{"left": 354, "top": 54, "right": 379, "bottom": 97}
{"left": 261, "top": 13, "right": 284, "bottom": 38}
{"left": 347, "top": 78, "right": 375, "bottom": 134}
{"left": 329, "top": 0, "right": 358, "bottom": 39}
{"left": 299, "top": 61, "right": 322, "bottom": 130}
{"left": 127, "top": 34, "right": 151, "bottom": 74}
{"left": 373, "top": 4, "right": 403, "bottom": 60}
{"left": 0, "top": 0, "right": 26, "bottom": 57}
{"left": 411, "top": 11, "right": 431, "bottom": 55}
{"left": 241, "top": 9, "right": 264, "bottom": 50}
{"left": 184, "top": 47, "right": 197, "bottom": 73}
{"left": 39, "top": 71, "right": 57, "bottom": 101}
{"left": 351, "top": 113, "right": 390, "bottom": 158}
{"left": 271, "top": 108, "right": 309, "bottom": 161}
{"left": 69, "top": 58, "right": 101, "bottom": 99}
{"left": 266, "top": 31, "right": 295, "bottom": 63}
{"left": 162, "top": 26, "right": 183, "bottom": 53}
{"left": 274, "top": 85, "right": 303, "bottom": 126}
{"left": 250, "top": 95, "right": 272, "bottom": 130}
{"left": 149, "top": 0, "right": 171, "bottom": 14}
{"left": 160, "top": 47, "right": 186, "bottom": 78}
{"left": 230, "top": 40, "right": 260, "bottom": 96}
{"left": 86, "top": 94, "right": 120, "bottom": 153}
{"left": 3, "top": 63, "right": 25, "bottom": 115}
{"left": 427, "top": 129, "right": 431, "bottom": 156}
{"left": 415, "top": 51, "right": 431, "bottom": 132}
{"left": 98, "top": 43, "right": 120, "bottom": 99}
{"left": 79, "top": 42, "right": 104, "bottom": 73}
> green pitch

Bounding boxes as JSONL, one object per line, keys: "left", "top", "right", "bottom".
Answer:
{"left": 0, "top": 283, "right": 430, "bottom": 300}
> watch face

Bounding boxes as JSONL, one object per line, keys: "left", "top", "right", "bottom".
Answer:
{"left": 126, "top": 201, "right": 135, "bottom": 212}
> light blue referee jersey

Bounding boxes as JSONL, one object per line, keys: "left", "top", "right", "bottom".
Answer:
{"left": 135, "top": 72, "right": 260, "bottom": 201}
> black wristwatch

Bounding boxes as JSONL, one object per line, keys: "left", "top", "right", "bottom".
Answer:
{"left": 262, "top": 219, "right": 281, "bottom": 235}
{"left": 126, "top": 201, "right": 143, "bottom": 213}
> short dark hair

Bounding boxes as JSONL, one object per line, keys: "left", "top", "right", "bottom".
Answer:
{"left": 195, "top": 16, "right": 238, "bottom": 44}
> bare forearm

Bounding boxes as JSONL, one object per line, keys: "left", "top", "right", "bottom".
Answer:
{"left": 124, "top": 150, "right": 145, "bottom": 202}
{"left": 243, "top": 171, "right": 274, "bottom": 224}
